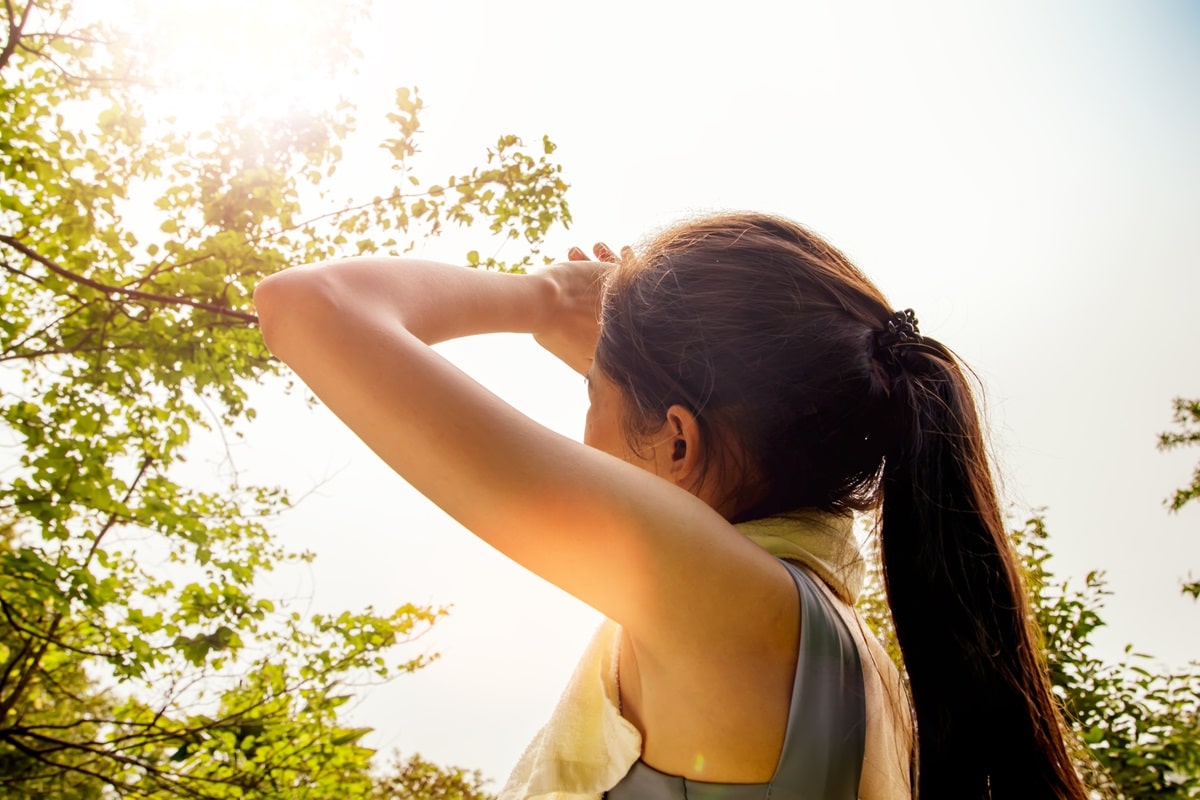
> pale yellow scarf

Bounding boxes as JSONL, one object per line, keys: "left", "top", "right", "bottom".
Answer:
{"left": 499, "top": 511, "right": 866, "bottom": 800}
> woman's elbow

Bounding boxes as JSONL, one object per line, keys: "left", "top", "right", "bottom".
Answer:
{"left": 254, "top": 265, "right": 337, "bottom": 360}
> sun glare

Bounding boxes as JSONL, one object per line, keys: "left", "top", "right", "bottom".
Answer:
{"left": 109, "top": 0, "right": 359, "bottom": 125}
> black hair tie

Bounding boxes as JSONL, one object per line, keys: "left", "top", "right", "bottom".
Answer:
{"left": 875, "top": 309, "right": 921, "bottom": 350}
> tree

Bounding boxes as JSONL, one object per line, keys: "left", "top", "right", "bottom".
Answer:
{"left": 1018, "top": 517, "right": 1200, "bottom": 798}
{"left": 1159, "top": 397, "right": 1200, "bottom": 599}
{"left": 1159, "top": 398, "right": 1200, "bottom": 515}
{"left": 370, "top": 753, "right": 496, "bottom": 800}
{"left": 0, "top": 1, "right": 570, "bottom": 796}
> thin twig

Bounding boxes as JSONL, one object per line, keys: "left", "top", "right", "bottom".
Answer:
{"left": 0, "top": 300, "right": 88, "bottom": 359}
{"left": 0, "top": 343, "right": 141, "bottom": 364}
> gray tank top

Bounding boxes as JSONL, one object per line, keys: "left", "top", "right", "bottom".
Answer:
{"left": 606, "top": 561, "right": 866, "bottom": 800}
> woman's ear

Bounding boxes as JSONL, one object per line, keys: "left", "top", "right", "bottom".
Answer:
{"left": 662, "top": 403, "right": 705, "bottom": 491}
{"left": 658, "top": 405, "right": 751, "bottom": 518}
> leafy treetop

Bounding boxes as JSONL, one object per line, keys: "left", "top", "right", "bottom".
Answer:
{"left": 0, "top": 1, "right": 570, "bottom": 797}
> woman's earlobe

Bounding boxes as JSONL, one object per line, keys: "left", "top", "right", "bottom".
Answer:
{"left": 663, "top": 403, "right": 704, "bottom": 482}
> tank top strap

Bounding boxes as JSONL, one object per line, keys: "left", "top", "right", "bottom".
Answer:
{"left": 769, "top": 560, "right": 867, "bottom": 799}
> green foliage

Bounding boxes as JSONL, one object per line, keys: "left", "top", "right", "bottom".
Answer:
{"left": 859, "top": 518, "right": 1200, "bottom": 798}
{"left": 1159, "top": 398, "right": 1200, "bottom": 515}
{"left": 855, "top": 519, "right": 901, "bottom": 670}
{"left": 370, "top": 753, "right": 496, "bottom": 800}
{"left": 0, "top": 0, "right": 570, "bottom": 796}
{"left": 1017, "top": 517, "right": 1200, "bottom": 798}
{"left": 1159, "top": 397, "right": 1200, "bottom": 600}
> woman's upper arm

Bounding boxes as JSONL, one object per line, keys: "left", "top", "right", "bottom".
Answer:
{"left": 254, "top": 260, "right": 792, "bottom": 646}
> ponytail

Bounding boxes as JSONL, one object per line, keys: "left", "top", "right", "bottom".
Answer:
{"left": 879, "top": 340, "right": 1087, "bottom": 799}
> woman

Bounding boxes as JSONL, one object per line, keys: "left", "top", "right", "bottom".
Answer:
{"left": 255, "top": 213, "right": 1088, "bottom": 799}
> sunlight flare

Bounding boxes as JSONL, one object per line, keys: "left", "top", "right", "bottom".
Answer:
{"left": 114, "top": 0, "right": 362, "bottom": 123}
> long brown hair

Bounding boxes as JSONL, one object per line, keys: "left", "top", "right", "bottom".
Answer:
{"left": 594, "top": 212, "right": 1088, "bottom": 799}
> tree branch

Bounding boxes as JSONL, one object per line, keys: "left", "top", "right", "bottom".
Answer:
{"left": 10, "top": 726, "right": 273, "bottom": 800}
{"left": 2, "top": 738, "right": 136, "bottom": 797}
{"left": 0, "top": 343, "right": 143, "bottom": 364}
{"left": 0, "top": 234, "right": 258, "bottom": 324}
{"left": 0, "top": 298, "right": 89, "bottom": 359}
{"left": 123, "top": 250, "right": 228, "bottom": 291}
{"left": 14, "top": 36, "right": 146, "bottom": 88}
{"left": 32, "top": 659, "right": 103, "bottom": 710}
{"left": 1, "top": 255, "right": 92, "bottom": 318}
{"left": 0, "top": 458, "right": 152, "bottom": 720}
{"left": 251, "top": 189, "right": 405, "bottom": 246}
{"left": 0, "top": 599, "right": 119, "bottom": 660}
{"left": 1, "top": 252, "right": 52, "bottom": 287}
{"left": 85, "top": 456, "right": 150, "bottom": 565}
{"left": 0, "top": 624, "right": 36, "bottom": 701}
{"left": 0, "top": 0, "right": 33, "bottom": 72}
{"left": 0, "top": 615, "right": 59, "bottom": 722}
{"left": 18, "top": 29, "right": 108, "bottom": 46}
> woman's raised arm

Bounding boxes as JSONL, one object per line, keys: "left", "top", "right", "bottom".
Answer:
{"left": 253, "top": 259, "right": 793, "bottom": 647}
{"left": 255, "top": 258, "right": 562, "bottom": 349}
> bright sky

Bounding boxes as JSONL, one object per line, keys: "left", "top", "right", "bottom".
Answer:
{"left": 160, "top": 0, "right": 1199, "bottom": 785}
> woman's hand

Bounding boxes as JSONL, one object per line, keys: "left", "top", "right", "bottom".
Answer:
{"left": 568, "top": 242, "right": 629, "bottom": 264}
{"left": 533, "top": 243, "right": 630, "bottom": 375}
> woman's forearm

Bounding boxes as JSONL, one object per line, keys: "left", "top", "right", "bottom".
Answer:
{"left": 254, "top": 258, "right": 556, "bottom": 358}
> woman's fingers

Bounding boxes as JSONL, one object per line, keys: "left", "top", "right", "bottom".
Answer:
{"left": 593, "top": 242, "right": 618, "bottom": 263}
{"left": 599, "top": 244, "right": 635, "bottom": 263}
{"left": 567, "top": 243, "right": 629, "bottom": 264}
